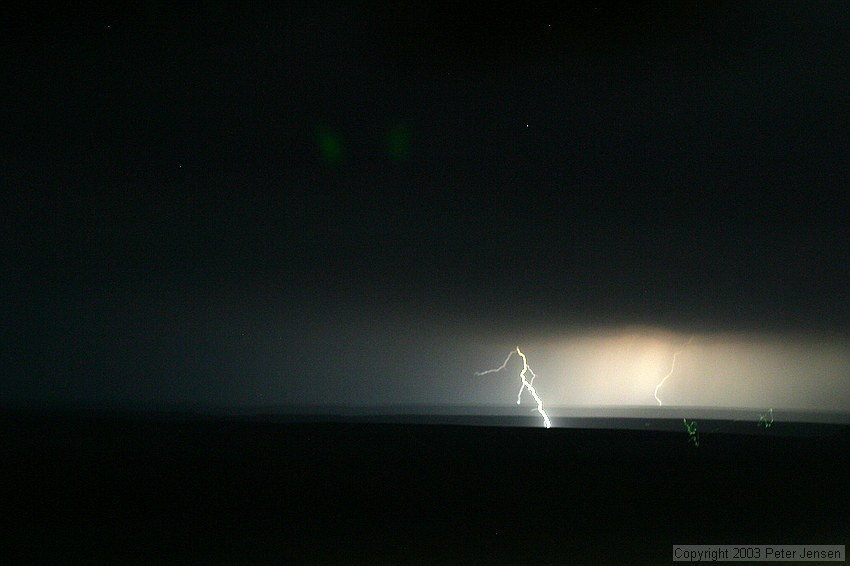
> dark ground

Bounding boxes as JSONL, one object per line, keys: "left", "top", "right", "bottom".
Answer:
{"left": 1, "top": 411, "right": 847, "bottom": 564}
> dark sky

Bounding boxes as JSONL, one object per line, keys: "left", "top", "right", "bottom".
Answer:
{"left": 3, "top": 1, "right": 849, "bottom": 410}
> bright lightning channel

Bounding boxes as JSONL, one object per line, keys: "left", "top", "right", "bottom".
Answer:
{"left": 475, "top": 346, "right": 551, "bottom": 428}
{"left": 653, "top": 335, "right": 694, "bottom": 406}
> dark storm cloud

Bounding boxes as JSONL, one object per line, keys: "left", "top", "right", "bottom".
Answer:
{"left": 2, "top": 1, "right": 848, "bottom": 410}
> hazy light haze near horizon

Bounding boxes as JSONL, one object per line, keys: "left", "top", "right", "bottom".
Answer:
{"left": 3, "top": 1, "right": 848, "bottom": 416}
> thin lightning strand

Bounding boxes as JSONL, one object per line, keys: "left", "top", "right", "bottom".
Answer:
{"left": 474, "top": 350, "right": 515, "bottom": 377}
{"left": 475, "top": 346, "right": 551, "bottom": 428}
{"left": 653, "top": 335, "right": 694, "bottom": 406}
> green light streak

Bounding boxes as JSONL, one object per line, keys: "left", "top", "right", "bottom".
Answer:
{"left": 758, "top": 408, "right": 774, "bottom": 429}
{"left": 683, "top": 419, "right": 700, "bottom": 447}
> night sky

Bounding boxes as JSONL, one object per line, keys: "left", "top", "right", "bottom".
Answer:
{"left": 4, "top": 2, "right": 849, "bottom": 413}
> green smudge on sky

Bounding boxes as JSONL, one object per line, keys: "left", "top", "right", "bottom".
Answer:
{"left": 385, "top": 123, "right": 412, "bottom": 162}
{"left": 316, "top": 127, "right": 343, "bottom": 165}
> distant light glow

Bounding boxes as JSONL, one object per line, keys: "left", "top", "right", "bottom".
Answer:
{"left": 385, "top": 123, "right": 412, "bottom": 162}
{"left": 316, "top": 126, "right": 343, "bottom": 164}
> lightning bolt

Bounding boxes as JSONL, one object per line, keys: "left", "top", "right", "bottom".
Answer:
{"left": 475, "top": 346, "right": 552, "bottom": 428}
{"left": 653, "top": 335, "right": 694, "bottom": 406}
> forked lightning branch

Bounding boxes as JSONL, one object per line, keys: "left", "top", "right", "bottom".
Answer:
{"left": 477, "top": 338, "right": 774, "bottom": 437}
{"left": 475, "top": 337, "right": 696, "bottom": 429}
{"left": 475, "top": 346, "right": 552, "bottom": 428}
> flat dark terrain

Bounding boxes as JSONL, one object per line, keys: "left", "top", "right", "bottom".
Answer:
{"left": 2, "top": 411, "right": 847, "bottom": 564}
